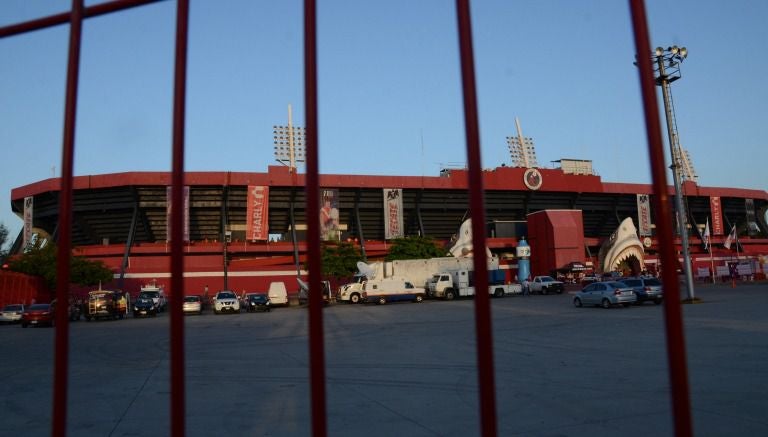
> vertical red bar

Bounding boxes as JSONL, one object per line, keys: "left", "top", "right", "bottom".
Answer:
{"left": 628, "top": 1, "right": 693, "bottom": 436}
{"left": 170, "top": 1, "right": 189, "bottom": 436}
{"left": 52, "top": 1, "right": 83, "bottom": 435}
{"left": 455, "top": 1, "right": 498, "bottom": 436}
{"left": 304, "top": 1, "right": 328, "bottom": 436}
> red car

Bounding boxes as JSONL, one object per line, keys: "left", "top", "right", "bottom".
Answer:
{"left": 21, "top": 303, "right": 55, "bottom": 328}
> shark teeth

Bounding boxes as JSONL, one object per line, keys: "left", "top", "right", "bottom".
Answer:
{"left": 612, "top": 246, "right": 644, "bottom": 269}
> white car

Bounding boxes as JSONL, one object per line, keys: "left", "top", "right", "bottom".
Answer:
{"left": 182, "top": 295, "right": 203, "bottom": 315}
{"left": 0, "top": 304, "right": 25, "bottom": 324}
{"left": 213, "top": 291, "right": 240, "bottom": 314}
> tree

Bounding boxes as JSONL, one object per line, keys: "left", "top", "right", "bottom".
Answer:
{"left": 7, "top": 242, "right": 114, "bottom": 290}
{"left": 385, "top": 236, "right": 446, "bottom": 261}
{"left": 316, "top": 241, "right": 362, "bottom": 279}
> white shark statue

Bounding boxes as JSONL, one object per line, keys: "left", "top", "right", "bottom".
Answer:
{"left": 598, "top": 217, "right": 645, "bottom": 274}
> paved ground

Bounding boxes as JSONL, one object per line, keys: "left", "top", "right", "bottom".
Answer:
{"left": 1, "top": 282, "right": 767, "bottom": 436}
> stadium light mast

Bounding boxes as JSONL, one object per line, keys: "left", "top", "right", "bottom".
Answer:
{"left": 652, "top": 45, "right": 695, "bottom": 301}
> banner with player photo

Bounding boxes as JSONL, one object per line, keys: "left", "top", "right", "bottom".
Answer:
{"left": 384, "top": 188, "right": 403, "bottom": 239}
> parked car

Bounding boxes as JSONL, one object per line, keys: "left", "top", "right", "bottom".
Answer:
{"left": 245, "top": 293, "right": 271, "bottom": 312}
{"left": 182, "top": 295, "right": 203, "bottom": 315}
{"left": 21, "top": 303, "right": 55, "bottom": 327}
{"left": 0, "top": 304, "right": 25, "bottom": 324}
{"left": 133, "top": 297, "right": 157, "bottom": 318}
{"left": 573, "top": 281, "right": 637, "bottom": 309}
{"left": 213, "top": 291, "right": 240, "bottom": 314}
{"left": 138, "top": 290, "right": 164, "bottom": 312}
{"left": 617, "top": 277, "right": 663, "bottom": 305}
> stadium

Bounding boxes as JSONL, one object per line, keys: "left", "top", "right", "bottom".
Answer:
{"left": 8, "top": 160, "right": 768, "bottom": 298}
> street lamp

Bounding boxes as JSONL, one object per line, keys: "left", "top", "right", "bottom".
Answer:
{"left": 651, "top": 45, "right": 695, "bottom": 300}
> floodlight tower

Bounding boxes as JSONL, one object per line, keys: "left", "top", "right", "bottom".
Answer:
{"left": 273, "top": 104, "right": 306, "bottom": 172}
{"left": 652, "top": 45, "right": 695, "bottom": 300}
{"left": 506, "top": 117, "right": 538, "bottom": 168}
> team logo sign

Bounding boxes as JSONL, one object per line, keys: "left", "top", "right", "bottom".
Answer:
{"left": 523, "top": 168, "right": 542, "bottom": 190}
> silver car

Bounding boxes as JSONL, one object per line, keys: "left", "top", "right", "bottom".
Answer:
{"left": 0, "top": 304, "right": 25, "bottom": 324}
{"left": 573, "top": 281, "right": 637, "bottom": 308}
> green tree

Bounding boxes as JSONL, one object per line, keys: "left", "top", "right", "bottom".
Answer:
{"left": 385, "top": 236, "right": 446, "bottom": 261}
{"left": 7, "top": 242, "right": 113, "bottom": 290}
{"left": 315, "top": 241, "right": 362, "bottom": 279}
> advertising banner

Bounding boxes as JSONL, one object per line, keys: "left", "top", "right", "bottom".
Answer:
{"left": 320, "top": 189, "right": 339, "bottom": 241}
{"left": 246, "top": 185, "right": 269, "bottom": 241}
{"left": 710, "top": 196, "right": 723, "bottom": 235}
{"left": 636, "top": 194, "right": 652, "bottom": 236}
{"left": 384, "top": 188, "right": 403, "bottom": 239}
{"left": 23, "top": 196, "right": 33, "bottom": 248}
{"left": 166, "top": 186, "right": 190, "bottom": 242}
{"left": 745, "top": 198, "right": 758, "bottom": 236}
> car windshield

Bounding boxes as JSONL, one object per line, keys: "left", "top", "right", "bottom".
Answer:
{"left": 28, "top": 304, "right": 50, "bottom": 310}
{"left": 605, "top": 281, "right": 626, "bottom": 289}
{"left": 217, "top": 292, "right": 236, "bottom": 299}
{"left": 540, "top": 276, "right": 555, "bottom": 281}
{"left": 137, "top": 298, "right": 153, "bottom": 304}
{"left": 184, "top": 296, "right": 200, "bottom": 302}
{"left": 644, "top": 278, "right": 662, "bottom": 286}
{"left": 621, "top": 279, "right": 642, "bottom": 287}
{"left": 250, "top": 295, "right": 267, "bottom": 302}
{"left": 4, "top": 305, "right": 23, "bottom": 311}
{"left": 140, "top": 292, "right": 159, "bottom": 299}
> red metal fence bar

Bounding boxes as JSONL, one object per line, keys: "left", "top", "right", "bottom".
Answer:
{"left": 455, "top": 1, "right": 498, "bottom": 436}
{"left": 169, "top": 1, "right": 190, "bottom": 436}
{"left": 628, "top": 1, "right": 693, "bottom": 436}
{"left": 303, "top": 1, "right": 328, "bottom": 436}
{"left": 51, "top": 1, "right": 84, "bottom": 435}
{"left": 0, "top": 0, "right": 163, "bottom": 38}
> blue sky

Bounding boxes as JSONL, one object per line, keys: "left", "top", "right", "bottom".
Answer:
{"left": 2, "top": 0, "right": 767, "bottom": 249}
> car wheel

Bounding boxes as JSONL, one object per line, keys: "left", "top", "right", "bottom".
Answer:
{"left": 574, "top": 297, "right": 582, "bottom": 308}
{"left": 654, "top": 299, "right": 663, "bottom": 305}
{"left": 22, "top": 322, "right": 28, "bottom": 328}
{"left": 601, "top": 298, "right": 611, "bottom": 309}
{"left": 623, "top": 303, "right": 631, "bottom": 308}
{"left": 350, "top": 293, "right": 360, "bottom": 304}
{"left": 414, "top": 295, "right": 424, "bottom": 303}
{"left": 493, "top": 288, "right": 503, "bottom": 298}
{"left": 541, "top": 287, "right": 548, "bottom": 295}
{"left": 378, "top": 296, "right": 386, "bottom": 305}
{"left": 556, "top": 288, "right": 563, "bottom": 294}
{"left": 445, "top": 290, "right": 455, "bottom": 300}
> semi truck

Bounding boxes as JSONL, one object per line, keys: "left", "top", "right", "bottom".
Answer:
{"left": 337, "top": 256, "right": 494, "bottom": 303}
{"left": 428, "top": 268, "right": 521, "bottom": 300}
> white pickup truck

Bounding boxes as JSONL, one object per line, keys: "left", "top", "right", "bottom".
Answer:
{"left": 529, "top": 276, "right": 565, "bottom": 295}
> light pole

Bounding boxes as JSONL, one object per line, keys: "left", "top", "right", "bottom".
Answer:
{"left": 652, "top": 45, "right": 695, "bottom": 300}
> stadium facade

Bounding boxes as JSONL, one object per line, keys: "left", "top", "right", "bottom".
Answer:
{"left": 9, "top": 163, "right": 768, "bottom": 297}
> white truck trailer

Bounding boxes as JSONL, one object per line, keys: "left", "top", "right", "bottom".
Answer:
{"left": 337, "top": 256, "right": 486, "bottom": 303}
{"left": 428, "top": 268, "right": 521, "bottom": 300}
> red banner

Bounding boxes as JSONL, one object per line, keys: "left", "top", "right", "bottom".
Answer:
{"left": 710, "top": 196, "right": 723, "bottom": 235}
{"left": 247, "top": 186, "right": 269, "bottom": 241}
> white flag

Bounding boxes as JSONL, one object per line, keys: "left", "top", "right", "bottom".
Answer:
{"left": 703, "top": 218, "right": 710, "bottom": 250}
{"left": 723, "top": 225, "right": 737, "bottom": 249}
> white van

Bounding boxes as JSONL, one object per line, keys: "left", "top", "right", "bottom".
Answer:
{"left": 267, "top": 282, "right": 289, "bottom": 306}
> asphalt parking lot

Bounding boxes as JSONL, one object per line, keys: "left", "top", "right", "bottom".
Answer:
{"left": 2, "top": 282, "right": 767, "bottom": 437}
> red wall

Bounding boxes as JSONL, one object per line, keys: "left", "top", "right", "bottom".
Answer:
{"left": 0, "top": 270, "right": 49, "bottom": 308}
{"left": 527, "top": 210, "right": 585, "bottom": 276}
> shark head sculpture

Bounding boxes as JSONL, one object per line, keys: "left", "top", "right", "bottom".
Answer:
{"left": 598, "top": 217, "right": 645, "bottom": 274}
